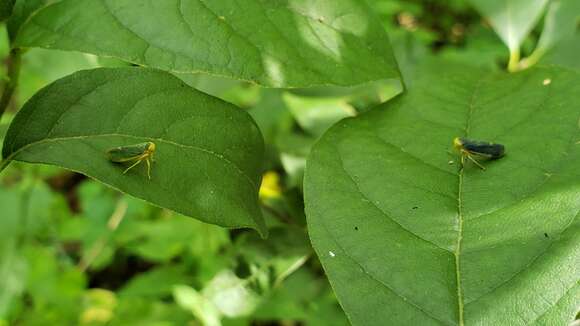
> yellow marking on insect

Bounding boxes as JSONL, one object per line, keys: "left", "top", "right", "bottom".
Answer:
{"left": 453, "top": 137, "right": 463, "bottom": 150}
{"left": 543, "top": 78, "right": 551, "bottom": 86}
{"left": 107, "top": 142, "right": 156, "bottom": 179}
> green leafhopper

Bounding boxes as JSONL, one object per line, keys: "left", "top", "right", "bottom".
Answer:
{"left": 107, "top": 142, "right": 156, "bottom": 179}
{"left": 453, "top": 137, "right": 505, "bottom": 170}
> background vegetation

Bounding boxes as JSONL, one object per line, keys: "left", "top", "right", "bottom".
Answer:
{"left": 0, "top": 0, "right": 578, "bottom": 325}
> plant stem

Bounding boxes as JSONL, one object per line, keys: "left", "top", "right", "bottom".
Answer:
{"left": 518, "top": 48, "right": 545, "bottom": 71}
{"left": 78, "top": 200, "right": 127, "bottom": 272}
{"left": 507, "top": 48, "right": 520, "bottom": 73}
{"left": 0, "top": 48, "right": 22, "bottom": 121}
{"left": 261, "top": 202, "right": 294, "bottom": 225}
{"left": 0, "top": 159, "right": 10, "bottom": 173}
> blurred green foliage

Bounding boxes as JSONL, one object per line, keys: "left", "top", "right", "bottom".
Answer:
{"left": 0, "top": 0, "right": 577, "bottom": 324}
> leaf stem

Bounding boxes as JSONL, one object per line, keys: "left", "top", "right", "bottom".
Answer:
{"left": 0, "top": 158, "right": 11, "bottom": 173}
{"left": 518, "top": 48, "right": 545, "bottom": 71}
{"left": 78, "top": 200, "right": 128, "bottom": 272}
{"left": 0, "top": 48, "right": 22, "bottom": 122}
{"left": 507, "top": 48, "right": 520, "bottom": 73}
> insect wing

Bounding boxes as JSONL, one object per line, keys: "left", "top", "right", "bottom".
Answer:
{"left": 462, "top": 139, "right": 505, "bottom": 159}
{"left": 107, "top": 143, "right": 149, "bottom": 162}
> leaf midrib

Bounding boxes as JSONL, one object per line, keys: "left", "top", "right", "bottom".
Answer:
{"left": 23, "top": 0, "right": 395, "bottom": 87}
{"left": 454, "top": 76, "right": 484, "bottom": 326}
{"left": 313, "top": 143, "right": 454, "bottom": 325}
{"left": 3, "top": 133, "right": 257, "bottom": 188}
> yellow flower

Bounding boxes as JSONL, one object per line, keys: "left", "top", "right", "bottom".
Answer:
{"left": 259, "top": 171, "right": 282, "bottom": 200}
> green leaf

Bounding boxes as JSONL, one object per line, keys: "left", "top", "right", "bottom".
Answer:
{"left": 23, "top": 245, "right": 86, "bottom": 323}
{"left": 173, "top": 285, "right": 221, "bottom": 326}
{"left": 5, "top": 0, "right": 52, "bottom": 41}
{"left": 176, "top": 73, "right": 261, "bottom": 109}
{"left": 202, "top": 270, "right": 261, "bottom": 318}
{"left": 468, "top": 0, "right": 548, "bottom": 68}
{"left": 253, "top": 268, "right": 349, "bottom": 325}
{"left": 305, "top": 64, "right": 580, "bottom": 325}
{"left": 542, "top": 34, "right": 580, "bottom": 71}
{"left": 0, "top": 0, "right": 15, "bottom": 22}
{"left": 1, "top": 67, "right": 267, "bottom": 236}
{"left": 535, "top": 0, "right": 580, "bottom": 53}
{"left": 120, "top": 266, "right": 194, "bottom": 299}
{"left": 283, "top": 92, "right": 356, "bottom": 138}
{"left": 234, "top": 227, "right": 311, "bottom": 288}
{"left": 124, "top": 214, "right": 228, "bottom": 262}
{"left": 520, "top": 0, "right": 580, "bottom": 69}
{"left": 14, "top": 0, "right": 400, "bottom": 89}
{"left": 0, "top": 188, "right": 25, "bottom": 318}
{"left": 112, "top": 297, "right": 191, "bottom": 325}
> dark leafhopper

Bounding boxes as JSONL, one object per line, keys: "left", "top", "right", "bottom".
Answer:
{"left": 107, "top": 142, "right": 156, "bottom": 179}
{"left": 453, "top": 137, "right": 505, "bottom": 170}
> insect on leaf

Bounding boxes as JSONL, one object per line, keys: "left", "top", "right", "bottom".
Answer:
{"left": 305, "top": 63, "right": 580, "bottom": 325}
{"left": 1, "top": 68, "right": 268, "bottom": 237}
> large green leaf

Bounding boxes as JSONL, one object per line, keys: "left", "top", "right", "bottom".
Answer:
{"left": 468, "top": 0, "right": 548, "bottom": 68}
{"left": 5, "top": 0, "right": 52, "bottom": 41}
{"left": 543, "top": 34, "right": 580, "bottom": 71}
{"left": 520, "top": 0, "right": 580, "bottom": 69}
{"left": 535, "top": 0, "right": 580, "bottom": 54}
{"left": 305, "top": 64, "right": 580, "bottom": 325}
{"left": 1, "top": 67, "right": 267, "bottom": 236}
{"left": 14, "top": 0, "right": 400, "bottom": 89}
{"left": 0, "top": 0, "right": 15, "bottom": 22}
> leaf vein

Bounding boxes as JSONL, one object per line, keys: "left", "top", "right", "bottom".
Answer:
{"left": 317, "top": 217, "right": 451, "bottom": 325}
{"left": 465, "top": 213, "right": 577, "bottom": 306}
{"left": 333, "top": 143, "right": 451, "bottom": 252}
{"left": 371, "top": 134, "right": 456, "bottom": 177}
{"left": 8, "top": 133, "right": 257, "bottom": 188}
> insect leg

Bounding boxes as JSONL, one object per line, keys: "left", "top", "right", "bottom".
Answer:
{"left": 465, "top": 153, "right": 486, "bottom": 170}
{"left": 146, "top": 157, "right": 151, "bottom": 180}
{"left": 123, "top": 158, "right": 143, "bottom": 174}
{"left": 458, "top": 153, "right": 465, "bottom": 169}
